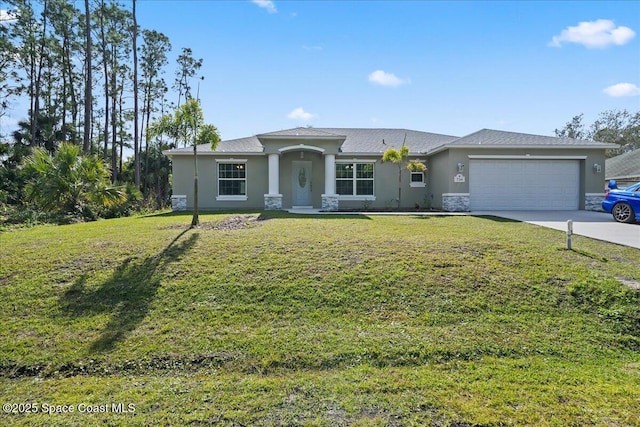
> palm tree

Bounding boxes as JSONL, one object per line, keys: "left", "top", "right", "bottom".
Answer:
{"left": 382, "top": 134, "right": 427, "bottom": 210}
{"left": 24, "top": 143, "right": 126, "bottom": 218}
{"left": 149, "top": 99, "right": 219, "bottom": 226}
{"left": 382, "top": 136, "right": 409, "bottom": 209}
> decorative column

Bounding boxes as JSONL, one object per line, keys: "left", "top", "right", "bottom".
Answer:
{"left": 264, "top": 153, "right": 283, "bottom": 210}
{"left": 322, "top": 154, "right": 338, "bottom": 211}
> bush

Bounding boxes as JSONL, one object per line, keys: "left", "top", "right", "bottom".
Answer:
{"left": 100, "top": 183, "right": 144, "bottom": 219}
{"left": 23, "top": 143, "right": 127, "bottom": 219}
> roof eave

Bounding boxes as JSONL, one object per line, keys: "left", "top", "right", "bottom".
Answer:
{"left": 164, "top": 151, "right": 264, "bottom": 157}
{"left": 336, "top": 151, "right": 381, "bottom": 156}
{"left": 257, "top": 134, "right": 346, "bottom": 141}
{"left": 428, "top": 143, "right": 618, "bottom": 155}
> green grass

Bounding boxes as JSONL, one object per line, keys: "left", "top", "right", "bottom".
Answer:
{"left": 1, "top": 212, "right": 639, "bottom": 426}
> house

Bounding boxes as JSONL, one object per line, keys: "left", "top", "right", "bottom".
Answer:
{"left": 164, "top": 127, "right": 616, "bottom": 212}
{"left": 605, "top": 149, "right": 640, "bottom": 188}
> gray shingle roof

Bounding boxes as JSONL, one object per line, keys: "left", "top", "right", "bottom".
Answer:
{"left": 320, "top": 128, "right": 458, "bottom": 153}
{"left": 164, "top": 127, "right": 618, "bottom": 157}
{"left": 166, "top": 135, "right": 263, "bottom": 154}
{"left": 605, "top": 149, "right": 640, "bottom": 179}
{"left": 164, "top": 127, "right": 458, "bottom": 155}
{"left": 438, "top": 128, "right": 618, "bottom": 149}
{"left": 258, "top": 128, "right": 344, "bottom": 138}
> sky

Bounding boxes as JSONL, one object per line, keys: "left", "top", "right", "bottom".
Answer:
{"left": 2, "top": 0, "right": 640, "bottom": 142}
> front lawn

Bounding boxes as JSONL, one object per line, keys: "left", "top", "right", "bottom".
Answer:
{"left": 1, "top": 212, "right": 639, "bottom": 426}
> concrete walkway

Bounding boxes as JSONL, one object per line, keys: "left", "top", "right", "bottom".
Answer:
{"left": 472, "top": 210, "right": 640, "bottom": 249}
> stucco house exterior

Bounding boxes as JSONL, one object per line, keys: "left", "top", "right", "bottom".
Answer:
{"left": 164, "top": 127, "right": 616, "bottom": 212}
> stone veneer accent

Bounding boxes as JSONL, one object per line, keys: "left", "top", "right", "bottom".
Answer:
{"left": 171, "top": 195, "right": 187, "bottom": 211}
{"left": 442, "top": 193, "right": 470, "bottom": 212}
{"left": 585, "top": 193, "right": 605, "bottom": 212}
{"left": 321, "top": 194, "right": 339, "bottom": 211}
{"left": 264, "top": 194, "right": 283, "bottom": 210}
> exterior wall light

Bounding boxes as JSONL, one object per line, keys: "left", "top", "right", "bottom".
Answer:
{"left": 593, "top": 163, "right": 601, "bottom": 173}
{"left": 457, "top": 162, "right": 465, "bottom": 173}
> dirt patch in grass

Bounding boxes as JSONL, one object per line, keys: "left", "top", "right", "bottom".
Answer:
{"left": 616, "top": 276, "right": 640, "bottom": 290}
{"left": 202, "top": 214, "right": 264, "bottom": 231}
{"left": 157, "top": 214, "right": 264, "bottom": 231}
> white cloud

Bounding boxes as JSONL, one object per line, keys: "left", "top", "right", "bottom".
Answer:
{"left": 0, "top": 9, "right": 18, "bottom": 24}
{"left": 251, "top": 0, "right": 277, "bottom": 14}
{"left": 603, "top": 82, "right": 640, "bottom": 97}
{"left": 549, "top": 19, "right": 635, "bottom": 48}
{"left": 368, "top": 70, "right": 410, "bottom": 87}
{"left": 287, "top": 107, "right": 316, "bottom": 121}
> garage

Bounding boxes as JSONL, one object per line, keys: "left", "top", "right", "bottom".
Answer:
{"left": 469, "top": 158, "right": 580, "bottom": 210}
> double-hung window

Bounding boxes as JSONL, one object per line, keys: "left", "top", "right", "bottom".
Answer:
{"left": 217, "top": 162, "right": 247, "bottom": 200}
{"left": 336, "top": 162, "right": 374, "bottom": 197}
{"left": 410, "top": 171, "right": 426, "bottom": 187}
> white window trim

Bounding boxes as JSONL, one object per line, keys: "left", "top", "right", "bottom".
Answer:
{"left": 335, "top": 159, "right": 377, "bottom": 164}
{"left": 336, "top": 162, "right": 375, "bottom": 197}
{"left": 216, "top": 195, "right": 248, "bottom": 201}
{"left": 410, "top": 171, "right": 426, "bottom": 187}
{"left": 337, "top": 195, "right": 376, "bottom": 201}
{"left": 215, "top": 158, "right": 248, "bottom": 163}
{"left": 217, "top": 161, "right": 248, "bottom": 200}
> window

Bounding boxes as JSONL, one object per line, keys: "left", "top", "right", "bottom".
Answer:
{"left": 410, "top": 171, "right": 425, "bottom": 187}
{"left": 218, "top": 163, "right": 246, "bottom": 199}
{"left": 336, "top": 162, "right": 374, "bottom": 196}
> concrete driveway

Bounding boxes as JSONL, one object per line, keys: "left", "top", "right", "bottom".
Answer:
{"left": 472, "top": 210, "right": 640, "bottom": 249}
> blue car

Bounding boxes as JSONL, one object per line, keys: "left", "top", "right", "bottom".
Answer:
{"left": 602, "top": 180, "right": 640, "bottom": 223}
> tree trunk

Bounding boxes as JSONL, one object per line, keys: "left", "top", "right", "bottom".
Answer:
{"left": 397, "top": 164, "right": 402, "bottom": 209}
{"left": 100, "top": 0, "right": 109, "bottom": 162}
{"left": 33, "top": 0, "right": 49, "bottom": 147}
{"left": 132, "top": 0, "right": 140, "bottom": 188}
{"left": 66, "top": 35, "right": 78, "bottom": 143}
{"left": 191, "top": 143, "right": 199, "bottom": 227}
{"left": 118, "top": 88, "right": 124, "bottom": 179}
{"left": 143, "top": 85, "right": 152, "bottom": 197}
{"left": 83, "top": 0, "right": 92, "bottom": 152}
{"left": 61, "top": 33, "right": 68, "bottom": 142}
{"left": 111, "top": 70, "right": 118, "bottom": 182}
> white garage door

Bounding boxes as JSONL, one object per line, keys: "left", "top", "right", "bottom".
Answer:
{"left": 470, "top": 159, "right": 580, "bottom": 210}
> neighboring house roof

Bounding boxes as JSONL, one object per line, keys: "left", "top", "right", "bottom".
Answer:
{"left": 605, "top": 149, "right": 640, "bottom": 180}
{"left": 429, "top": 128, "right": 618, "bottom": 154}
{"left": 164, "top": 127, "right": 618, "bottom": 157}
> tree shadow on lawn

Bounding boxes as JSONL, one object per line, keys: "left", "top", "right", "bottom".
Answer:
{"left": 59, "top": 229, "right": 199, "bottom": 353}
{"left": 471, "top": 215, "right": 520, "bottom": 223}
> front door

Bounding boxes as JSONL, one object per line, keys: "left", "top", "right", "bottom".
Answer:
{"left": 292, "top": 161, "right": 312, "bottom": 207}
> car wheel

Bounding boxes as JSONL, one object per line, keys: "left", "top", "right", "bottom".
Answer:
{"left": 612, "top": 202, "right": 635, "bottom": 224}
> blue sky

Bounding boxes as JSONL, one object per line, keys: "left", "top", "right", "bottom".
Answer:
{"left": 2, "top": 0, "right": 640, "bottom": 142}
